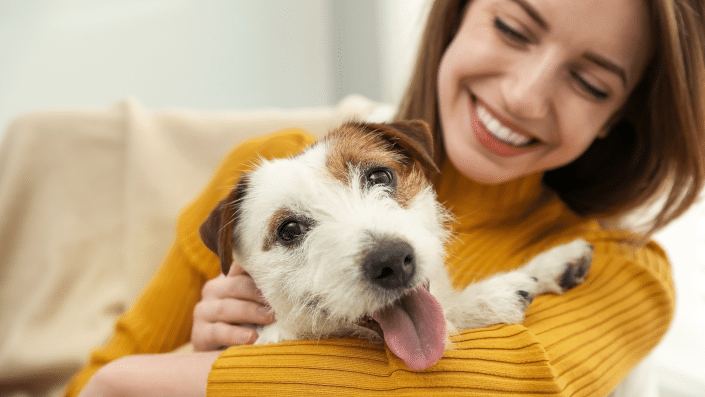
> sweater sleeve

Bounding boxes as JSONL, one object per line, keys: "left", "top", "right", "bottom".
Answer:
{"left": 62, "top": 129, "right": 318, "bottom": 397}
{"left": 203, "top": 233, "right": 674, "bottom": 396}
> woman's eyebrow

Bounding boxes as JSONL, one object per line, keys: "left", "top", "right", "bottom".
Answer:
{"left": 510, "top": 0, "right": 548, "bottom": 30}
{"left": 584, "top": 52, "right": 628, "bottom": 88}
{"left": 508, "top": 0, "right": 628, "bottom": 88}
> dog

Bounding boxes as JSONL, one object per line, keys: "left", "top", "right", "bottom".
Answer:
{"left": 199, "top": 120, "right": 593, "bottom": 371}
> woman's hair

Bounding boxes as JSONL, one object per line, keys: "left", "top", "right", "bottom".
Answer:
{"left": 395, "top": 0, "right": 705, "bottom": 235}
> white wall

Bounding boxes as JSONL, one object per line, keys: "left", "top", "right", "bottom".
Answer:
{"left": 378, "top": 0, "right": 430, "bottom": 105}
{"left": 0, "top": 0, "right": 416, "bottom": 139}
{"left": 0, "top": 0, "right": 433, "bottom": 140}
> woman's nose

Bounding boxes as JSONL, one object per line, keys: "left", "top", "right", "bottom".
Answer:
{"left": 501, "top": 53, "right": 556, "bottom": 120}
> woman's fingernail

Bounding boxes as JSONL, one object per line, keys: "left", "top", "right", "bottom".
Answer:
{"left": 258, "top": 306, "right": 274, "bottom": 320}
{"left": 244, "top": 329, "right": 257, "bottom": 344}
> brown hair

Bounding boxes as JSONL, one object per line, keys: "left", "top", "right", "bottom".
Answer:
{"left": 395, "top": 0, "right": 705, "bottom": 235}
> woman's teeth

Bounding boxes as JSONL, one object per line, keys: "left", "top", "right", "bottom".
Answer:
{"left": 476, "top": 104, "right": 533, "bottom": 147}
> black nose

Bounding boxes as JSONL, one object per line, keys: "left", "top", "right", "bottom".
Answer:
{"left": 363, "top": 238, "right": 416, "bottom": 290}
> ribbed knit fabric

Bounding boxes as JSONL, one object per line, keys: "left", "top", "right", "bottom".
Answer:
{"left": 63, "top": 129, "right": 674, "bottom": 397}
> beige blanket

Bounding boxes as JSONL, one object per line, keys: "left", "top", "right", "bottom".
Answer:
{"left": 0, "top": 96, "right": 384, "bottom": 396}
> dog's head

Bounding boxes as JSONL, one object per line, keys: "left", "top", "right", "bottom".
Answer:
{"left": 200, "top": 120, "right": 450, "bottom": 370}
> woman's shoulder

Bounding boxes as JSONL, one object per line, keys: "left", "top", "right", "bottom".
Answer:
{"left": 527, "top": 193, "right": 671, "bottom": 268}
{"left": 221, "top": 127, "right": 319, "bottom": 166}
{"left": 532, "top": 212, "right": 672, "bottom": 278}
{"left": 201, "top": 127, "right": 318, "bottom": 195}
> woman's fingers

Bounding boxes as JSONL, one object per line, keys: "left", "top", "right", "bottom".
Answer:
{"left": 191, "top": 268, "right": 274, "bottom": 351}
{"left": 194, "top": 296, "right": 274, "bottom": 325}
{"left": 192, "top": 322, "right": 258, "bottom": 351}
{"left": 200, "top": 273, "right": 269, "bottom": 306}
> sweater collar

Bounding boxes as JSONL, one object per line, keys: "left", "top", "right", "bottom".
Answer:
{"left": 434, "top": 161, "right": 555, "bottom": 226}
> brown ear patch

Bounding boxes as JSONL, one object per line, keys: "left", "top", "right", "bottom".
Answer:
{"left": 199, "top": 176, "right": 249, "bottom": 275}
{"left": 373, "top": 120, "right": 439, "bottom": 177}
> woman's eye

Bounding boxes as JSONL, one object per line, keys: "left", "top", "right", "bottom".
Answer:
{"left": 494, "top": 17, "right": 531, "bottom": 45}
{"left": 571, "top": 72, "right": 610, "bottom": 100}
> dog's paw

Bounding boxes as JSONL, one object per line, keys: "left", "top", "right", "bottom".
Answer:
{"left": 521, "top": 239, "right": 594, "bottom": 295}
{"left": 253, "top": 324, "right": 296, "bottom": 345}
{"left": 454, "top": 272, "right": 540, "bottom": 328}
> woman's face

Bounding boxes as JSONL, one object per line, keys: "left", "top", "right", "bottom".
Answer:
{"left": 437, "top": 0, "right": 653, "bottom": 184}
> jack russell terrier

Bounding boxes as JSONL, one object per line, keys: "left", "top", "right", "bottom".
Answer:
{"left": 199, "top": 120, "right": 593, "bottom": 370}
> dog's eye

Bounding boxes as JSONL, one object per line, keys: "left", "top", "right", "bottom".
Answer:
{"left": 277, "top": 220, "right": 306, "bottom": 242}
{"left": 366, "top": 168, "right": 394, "bottom": 187}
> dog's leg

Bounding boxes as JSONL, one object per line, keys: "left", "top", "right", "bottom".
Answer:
{"left": 445, "top": 271, "right": 540, "bottom": 329}
{"left": 445, "top": 239, "right": 593, "bottom": 330}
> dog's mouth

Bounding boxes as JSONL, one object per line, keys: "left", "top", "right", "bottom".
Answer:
{"left": 357, "top": 281, "right": 432, "bottom": 337}
{"left": 357, "top": 315, "right": 384, "bottom": 337}
{"left": 357, "top": 280, "right": 446, "bottom": 370}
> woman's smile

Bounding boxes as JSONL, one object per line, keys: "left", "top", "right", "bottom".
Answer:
{"left": 471, "top": 96, "right": 540, "bottom": 157}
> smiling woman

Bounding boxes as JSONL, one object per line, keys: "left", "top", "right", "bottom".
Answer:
{"left": 436, "top": 0, "right": 653, "bottom": 185}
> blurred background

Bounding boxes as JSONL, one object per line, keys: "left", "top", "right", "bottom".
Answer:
{"left": 1, "top": 1, "right": 703, "bottom": 396}
{"left": 0, "top": 0, "right": 426, "bottom": 139}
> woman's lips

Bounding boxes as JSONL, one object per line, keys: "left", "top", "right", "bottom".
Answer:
{"left": 470, "top": 97, "right": 541, "bottom": 158}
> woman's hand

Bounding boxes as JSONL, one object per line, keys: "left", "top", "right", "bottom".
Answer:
{"left": 191, "top": 263, "right": 274, "bottom": 351}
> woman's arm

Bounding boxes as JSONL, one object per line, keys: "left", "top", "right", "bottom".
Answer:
{"left": 72, "top": 236, "right": 671, "bottom": 397}
{"left": 62, "top": 241, "right": 214, "bottom": 397}
{"left": 526, "top": 236, "right": 674, "bottom": 395}
{"left": 77, "top": 351, "right": 221, "bottom": 397}
{"left": 67, "top": 219, "right": 671, "bottom": 397}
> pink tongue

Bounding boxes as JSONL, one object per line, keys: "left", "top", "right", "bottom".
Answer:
{"left": 371, "top": 287, "right": 446, "bottom": 370}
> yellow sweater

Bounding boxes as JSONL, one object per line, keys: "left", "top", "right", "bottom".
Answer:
{"left": 63, "top": 129, "right": 675, "bottom": 396}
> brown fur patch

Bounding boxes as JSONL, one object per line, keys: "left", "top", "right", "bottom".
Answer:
{"left": 263, "top": 209, "right": 295, "bottom": 251}
{"left": 396, "top": 164, "right": 430, "bottom": 207}
{"left": 323, "top": 123, "right": 430, "bottom": 208}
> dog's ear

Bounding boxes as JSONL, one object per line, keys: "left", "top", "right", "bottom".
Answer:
{"left": 199, "top": 176, "right": 247, "bottom": 275}
{"left": 368, "top": 120, "right": 439, "bottom": 177}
